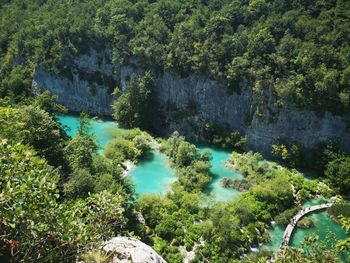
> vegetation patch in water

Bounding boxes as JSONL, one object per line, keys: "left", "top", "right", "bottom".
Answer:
{"left": 220, "top": 178, "right": 251, "bottom": 192}
{"left": 297, "top": 217, "right": 314, "bottom": 229}
{"left": 160, "top": 132, "right": 212, "bottom": 192}
{"left": 104, "top": 128, "right": 152, "bottom": 162}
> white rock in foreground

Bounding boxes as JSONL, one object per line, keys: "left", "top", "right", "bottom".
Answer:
{"left": 103, "top": 237, "right": 166, "bottom": 263}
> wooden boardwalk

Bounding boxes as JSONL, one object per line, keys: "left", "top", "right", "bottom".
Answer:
{"left": 280, "top": 203, "right": 332, "bottom": 248}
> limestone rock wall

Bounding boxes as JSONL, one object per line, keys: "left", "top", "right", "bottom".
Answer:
{"left": 32, "top": 48, "right": 118, "bottom": 116}
{"left": 247, "top": 108, "right": 350, "bottom": 155}
{"left": 33, "top": 69, "right": 114, "bottom": 116}
{"left": 33, "top": 49, "right": 350, "bottom": 155}
{"left": 153, "top": 72, "right": 253, "bottom": 139}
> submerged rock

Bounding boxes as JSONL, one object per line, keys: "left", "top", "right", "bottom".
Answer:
{"left": 103, "top": 237, "right": 166, "bottom": 263}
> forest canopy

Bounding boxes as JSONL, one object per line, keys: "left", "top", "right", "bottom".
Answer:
{"left": 1, "top": 0, "right": 350, "bottom": 114}
{"left": 1, "top": 0, "right": 350, "bottom": 262}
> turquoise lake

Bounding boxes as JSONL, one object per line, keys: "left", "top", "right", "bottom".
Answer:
{"left": 58, "top": 115, "right": 177, "bottom": 195}
{"left": 197, "top": 145, "right": 242, "bottom": 202}
{"left": 58, "top": 114, "right": 348, "bottom": 259}
{"left": 57, "top": 115, "right": 242, "bottom": 200}
{"left": 129, "top": 150, "right": 176, "bottom": 195}
{"left": 58, "top": 114, "right": 119, "bottom": 150}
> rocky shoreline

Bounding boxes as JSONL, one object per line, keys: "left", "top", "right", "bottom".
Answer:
{"left": 122, "top": 160, "right": 134, "bottom": 177}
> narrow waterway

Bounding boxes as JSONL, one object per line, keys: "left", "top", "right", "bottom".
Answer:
{"left": 264, "top": 200, "right": 349, "bottom": 261}
{"left": 58, "top": 114, "right": 119, "bottom": 150}
{"left": 129, "top": 150, "right": 176, "bottom": 195}
{"left": 58, "top": 114, "right": 348, "bottom": 259}
{"left": 57, "top": 115, "right": 242, "bottom": 200}
{"left": 197, "top": 145, "right": 242, "bottom": 202}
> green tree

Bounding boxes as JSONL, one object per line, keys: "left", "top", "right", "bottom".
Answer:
{"left": 63, "top": 169, "right": 95, "bottom": 199}
{"left": 133, "top": 134, "right": 151, "bottom": 157}
{"left": 77, "top": 112, "right": 92, "bottom": 136}
{"left": 94, "top": 173, "right": 119, "bottom": 194}
{"left": 275, "top": 235, "right": 341, "bottom": 263}
{"left": 112, "top": 71, "right": 155, "bottom": 129}
{"left": 0, "top": 66, "right": 32, "bottom": 101}
{"left": 175, "top": 141, "right": 200, "bottom": 167}
{"left": 0, "top": 106, "right": 25, "bottom": 142}
{"left": 138, "top": 194, "right": 165, "bottom": 228}
{"left": 325, "top": 157, "right": 350, "bottom": 196}
{"left": 335, "top": 216, "right": 350, "bottom": 253}
{"left": 0, "top": 140, "right": 129, "bottom": 262}
{"left": 177, "top": 161, "right": 212, "bottom": 192}
{"left": 104, "top": 138, "right": 139, "bottom": 161}
{"left": 21, "top": 106, "right": 68, "bottom": 168}
{"left": 0, "top": 105, "right": 67, "bottom": 169}
{"left": 65, "top": 134, "right": 98, "bottom": 172}
{"left": 64, "top": 113, "right": 98, "bottom": 172}
{"left": 32, "top": 90, "right": 67, "bottom": 114}
{"left": 155, "top": 214, "right": 179, "bottom": 241}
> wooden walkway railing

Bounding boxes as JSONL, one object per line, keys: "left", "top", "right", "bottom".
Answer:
{"left": 280, "top": 203, "right": 332, "bottom": 248}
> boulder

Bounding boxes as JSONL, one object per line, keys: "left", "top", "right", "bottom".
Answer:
{"left": 103, "top": 237, "right": 166, "bottom": 263}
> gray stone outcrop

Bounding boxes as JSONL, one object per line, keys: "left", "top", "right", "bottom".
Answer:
{"left": 103, "top": 237, "right": 166, "bottom": 263}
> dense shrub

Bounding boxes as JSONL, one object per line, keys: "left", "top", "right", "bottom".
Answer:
{"left": 0, "top": 140, "right": 128, "bottom": 262}
{"left": 161, "top": 132, "right": 212, "bottom": 191}
{"left": 328, "top": 202, "right": 350, "bottom": 220}
{"left": 325, "top": 157, "right": 350, "bottom": 197}
{"left": 202, "top": 122, "right": 247, "bottom": 150}
{"left": 104, "top": 128, "right": 152, "bottom": 162}
{"left": 220, "top": 178, "right": 251, "bottom": 191}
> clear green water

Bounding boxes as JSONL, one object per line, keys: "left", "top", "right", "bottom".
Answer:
{"left": 57, "top": 114, "right": 176, "bottom": 195}
{"left": 264, "top": 200, "right": 349, "bottom": 261}
{"left": 58, "top": 115, "right": 242, "bottom": 200}
{"left": 129, "top": 144, "right": 242, "bottom": 200}
{"left": 197, "top": 145, "right": 242, "bottom": 202}
{"left": 129, "top": 150, "right": 176, "bottom": 195}
{"left": 58, "top": 114, "right": 119, "bottom": 150}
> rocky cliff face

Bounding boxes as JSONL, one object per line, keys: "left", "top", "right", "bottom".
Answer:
{"left": 33, "top": 49, "right": 118, "bottom": 116}
{"left": 153, "top": 72, "right": 350, "bottom": 155}
{"left": 33, "top": 69, "right": 114, "bottom": 116}
{"left": 32, "top": 49, "right": 350, "bottom": 155}
{"left": 247, "top": 108, "right": 350, "bottom": 155}
{"left": 154, "top": 72, "right": 253, "bottom": 139}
